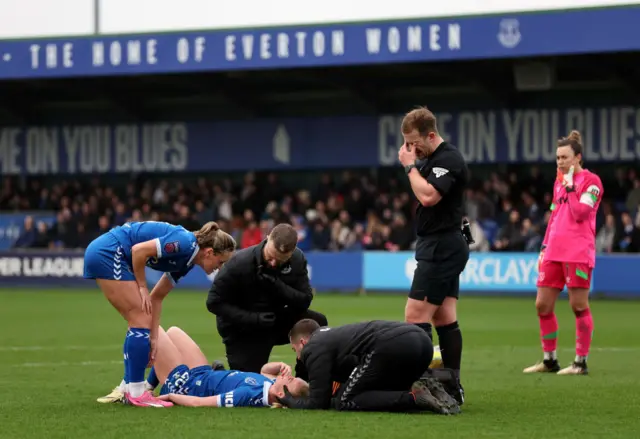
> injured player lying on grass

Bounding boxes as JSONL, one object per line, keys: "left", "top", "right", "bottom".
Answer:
{"left": 99, "top": 325, "right": 446, "bottom": 409}
{"left": 138, "top": 326, "right": 309, "bottom": 408}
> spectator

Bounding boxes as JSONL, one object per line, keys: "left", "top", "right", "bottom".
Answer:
{"left": 615, "top": 212, "right": 640, "bottom": 252}
{"left": 626, "top": 178, "right": 640, "bottom": 214}
{"left": 3, "top": 166, "right": 639, "bottom": 254}
{"left": 13, "top": 216, "right": 37, "bottom": 248}
{"left": 240, "top": 210, "right": 263, "bottom": 249}
{"left": 493, "top": 210, "right": 526, "bottom": 251}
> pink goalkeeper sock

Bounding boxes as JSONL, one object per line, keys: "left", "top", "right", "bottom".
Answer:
{"left": 575, "top": 308, "right": 594, "bottom": 358}
{"left": 538, "top": 313, "right": 558, "bottom": 354}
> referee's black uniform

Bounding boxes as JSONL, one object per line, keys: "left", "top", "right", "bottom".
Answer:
{"left": 206, "top": 240, "right": 327, "bottom": 377}
{"left": 409, "top": 141, "right": 470, "bottom": 306}
{"left": 406, "top": 140, "right": 469, "bottom": 406}
{"left": 279, "top": 320, "right": 458, "bottom": 414}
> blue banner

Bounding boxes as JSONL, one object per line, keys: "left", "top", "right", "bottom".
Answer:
{"left": 2, "top": 106, "right": 640, "bottom": 175}
{"left": 364, "top": 251, "right": 543, "bottom": 292}
{"left": 0, "top": 250, "right": 362, "bottom": 291}
{"left": 590, "top": 254, "right": 636, "bottom": 294}
{"left": 304, "top": 252, "right": 363, "bottom": 291}
{"left": 0, "top": 213, "right": 56, "bottom": 250}
{"left": 0, "top": 7, "right": 638, "bottom": 79}
{"left": 0, "top": 250, "right": 635, "bottom": 296}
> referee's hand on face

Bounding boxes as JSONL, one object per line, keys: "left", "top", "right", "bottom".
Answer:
{"left": 398, "top": 143, "right": 417, "bottom": 166}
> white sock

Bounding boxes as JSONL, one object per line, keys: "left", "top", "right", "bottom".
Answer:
{"left": 144, "top": 381, "right": 155, "bottom": 391}
{"left": 118, "top": 380, "right": 126, "bottom": 392}
{"left": 543, "top": 351, "right": 557, "bottom": 361}
{"left": 129, "top": 382, "right": 146, "bottom": 398}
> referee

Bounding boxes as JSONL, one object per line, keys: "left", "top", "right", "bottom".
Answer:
{"left": 206, "top": 223, "right": 327, "bottom": 379}
{"left": 397, "top": 106, "right": 470, "bottom": 405}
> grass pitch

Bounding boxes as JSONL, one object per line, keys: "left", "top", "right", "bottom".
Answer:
{"left": 1, "top": 289, "right": 639, "bottom": 439}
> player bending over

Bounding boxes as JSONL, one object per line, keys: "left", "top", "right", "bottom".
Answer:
{"left": 148, "top": 326, "right": 308, "bottom": 407}
{"left": 88, "top": 220, "right": 235, "bottom": 407}
{"left": 524, "top": 130, "right": 603, "bottom": 376}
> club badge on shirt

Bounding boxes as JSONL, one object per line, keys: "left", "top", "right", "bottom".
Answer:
{"left": 165, "top": 241, "right": 180, "bottom": 253}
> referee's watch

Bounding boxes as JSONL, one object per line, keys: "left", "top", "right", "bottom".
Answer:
{"left": 404, "top": 163, "right": 417, "bottom": 174}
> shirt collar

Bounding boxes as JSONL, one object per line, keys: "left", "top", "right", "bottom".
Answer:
{"left": 262, "top": 381, "right": 273, "bottom": 406}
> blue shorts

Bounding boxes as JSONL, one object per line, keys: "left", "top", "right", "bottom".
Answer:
{"left": 160, "top": 365, "right": 213, "bottom": 397}
{"left": 83, "top": 232, "right": 135, "bottom": 281}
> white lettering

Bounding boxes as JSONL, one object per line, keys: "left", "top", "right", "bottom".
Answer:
{"left": 388, "top": 27, "right": 401, "bottom": 54}
{"left": 194, "top": 37, "right": 206, "bottom": 61}
{"left": 24, "top": 128, "right": 58, "bottom": 174}
{"left": 407, "top": 26, "right": 422, "bottom": 52}
{"left": 277, "top": 33, "right": 290, "bottom": 58}
{"left": 177, "top": 38, "right": 189, "bottom": 63}
{"left": 377, "top": 116, "right": 401, "bottom": 166}
{"left": 0, "top": 128, "right": 22, "bottom": 174}
{"left": 241, "top": 35, "right": 254, "bottom": 59}
{"left": 539, "top": 109, "right": 559, "bottom": 161}
{"left": 110, "top": 41, "right": 122, "bottom": 66}
{"left": 225, "top": 35, "right": 236, "bottom": 61}
{"left": 365, "top": 28, "right": 382, "bottom": 54}
{"left": 522, "top": 110, "right": 541, "bottom": 162}
{"left": 147, "top": 39, "right": 158, "bottom": 64}
{"left": 460, "top": 257, "right": 537, "bottom": 286}
{"left": 115, "top": 125, "right": 133, "bottom": 172}
{"left": 127, "top": 40, "right": 141, "bottom": 65}
{"left": 312, "top": 31, "right": 325, "bottom": 57}
{"left": 92, "top": 42, "right": 104, "bottom": 66}
{"left": 331, "top": 31, "right": 344, "bottom": 56}
{"left": 30, "top": 44, "right": 40, "bottom": 68}
{"left": 295, "top": 32, "right": 307, "bottom": 57}
{"left": 502, "top": 110, "right": 521, "bottom": 161}
{"left": 260, "top": 34, "right": 272, "bottom": 59}
{"left": 23, "top": 257, "right": 84, "bottom": 277}
{"left": 62, "top": 126, "right": 110, "bottom": 174}
{"left": 448, "top": 24, "right": 461, "bottom": 49}
{"left": 63, "top": 43, "right": 73, "bottom": 68}
{"left": 46, "top": 44, "right": 57, "bottom": 68}
{"left": 0, "top": 257, "right": 21, "bottom": 276}
{"left": 429, "top": 25, "right": 440, "bottom": 51}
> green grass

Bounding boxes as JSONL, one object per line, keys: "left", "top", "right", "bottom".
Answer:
{"left": 1, "top": 289, "right": 639, "bottom": 439}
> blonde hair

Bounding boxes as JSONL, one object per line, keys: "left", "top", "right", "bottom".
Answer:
{"left": 401, "top": 106, "right": 438, "bottom": 136}
{"left": 270, "top": 379, "right": 310, "bottom": 409}
{"left": 194, "top": 221, "right": 236, "bottom": 254}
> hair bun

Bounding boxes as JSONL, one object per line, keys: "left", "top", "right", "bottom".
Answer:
{"left": 568, "top": 130, "right": 582, "bottom": 144}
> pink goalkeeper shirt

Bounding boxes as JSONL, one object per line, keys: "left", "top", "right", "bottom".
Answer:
{"left": 542, "top": 169, "right": 604, "bottom": 267}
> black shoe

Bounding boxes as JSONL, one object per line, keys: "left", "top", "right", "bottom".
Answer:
{"left": 544, "top": 359, "right": 561, "bottom": 372}
{"left": 452, "top": 380, "right": 465, "bottom": 406}
{"left": 418, "top": 377, "right": 461, "bottom": 415}
{"left": 411, "top": 382, "right": 450, "bottom": 415}
{"left": 211, "top": 360, "right": 226, "bottom": 371}
{"left": 421, "top": 368, "right": 464, "bottom": 406}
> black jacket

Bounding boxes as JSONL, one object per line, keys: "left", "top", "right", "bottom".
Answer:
{"left": 206, "top": 240, "right": 313, "bottom": 338}
{"left": 293, "top": 321, "right": 422, "bottom": 409}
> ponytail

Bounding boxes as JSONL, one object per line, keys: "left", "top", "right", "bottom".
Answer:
{"left": 194, "top": 221, "right": 236, "bottom": 254}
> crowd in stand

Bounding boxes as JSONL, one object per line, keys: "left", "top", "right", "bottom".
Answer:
{"left": 2, "top": 165, "right": 640, "bottom": 253}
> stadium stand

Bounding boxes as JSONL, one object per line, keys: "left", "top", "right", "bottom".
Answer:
{"left": 4, "top": 163, "right": 639, "bottom": 253}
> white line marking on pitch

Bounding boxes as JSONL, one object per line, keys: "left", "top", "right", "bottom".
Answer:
{"left": 0, "top": 345, "right": 123, "bottom": 352}
{"left": 11, "top": 360, "right": 123, "bottom": 368}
